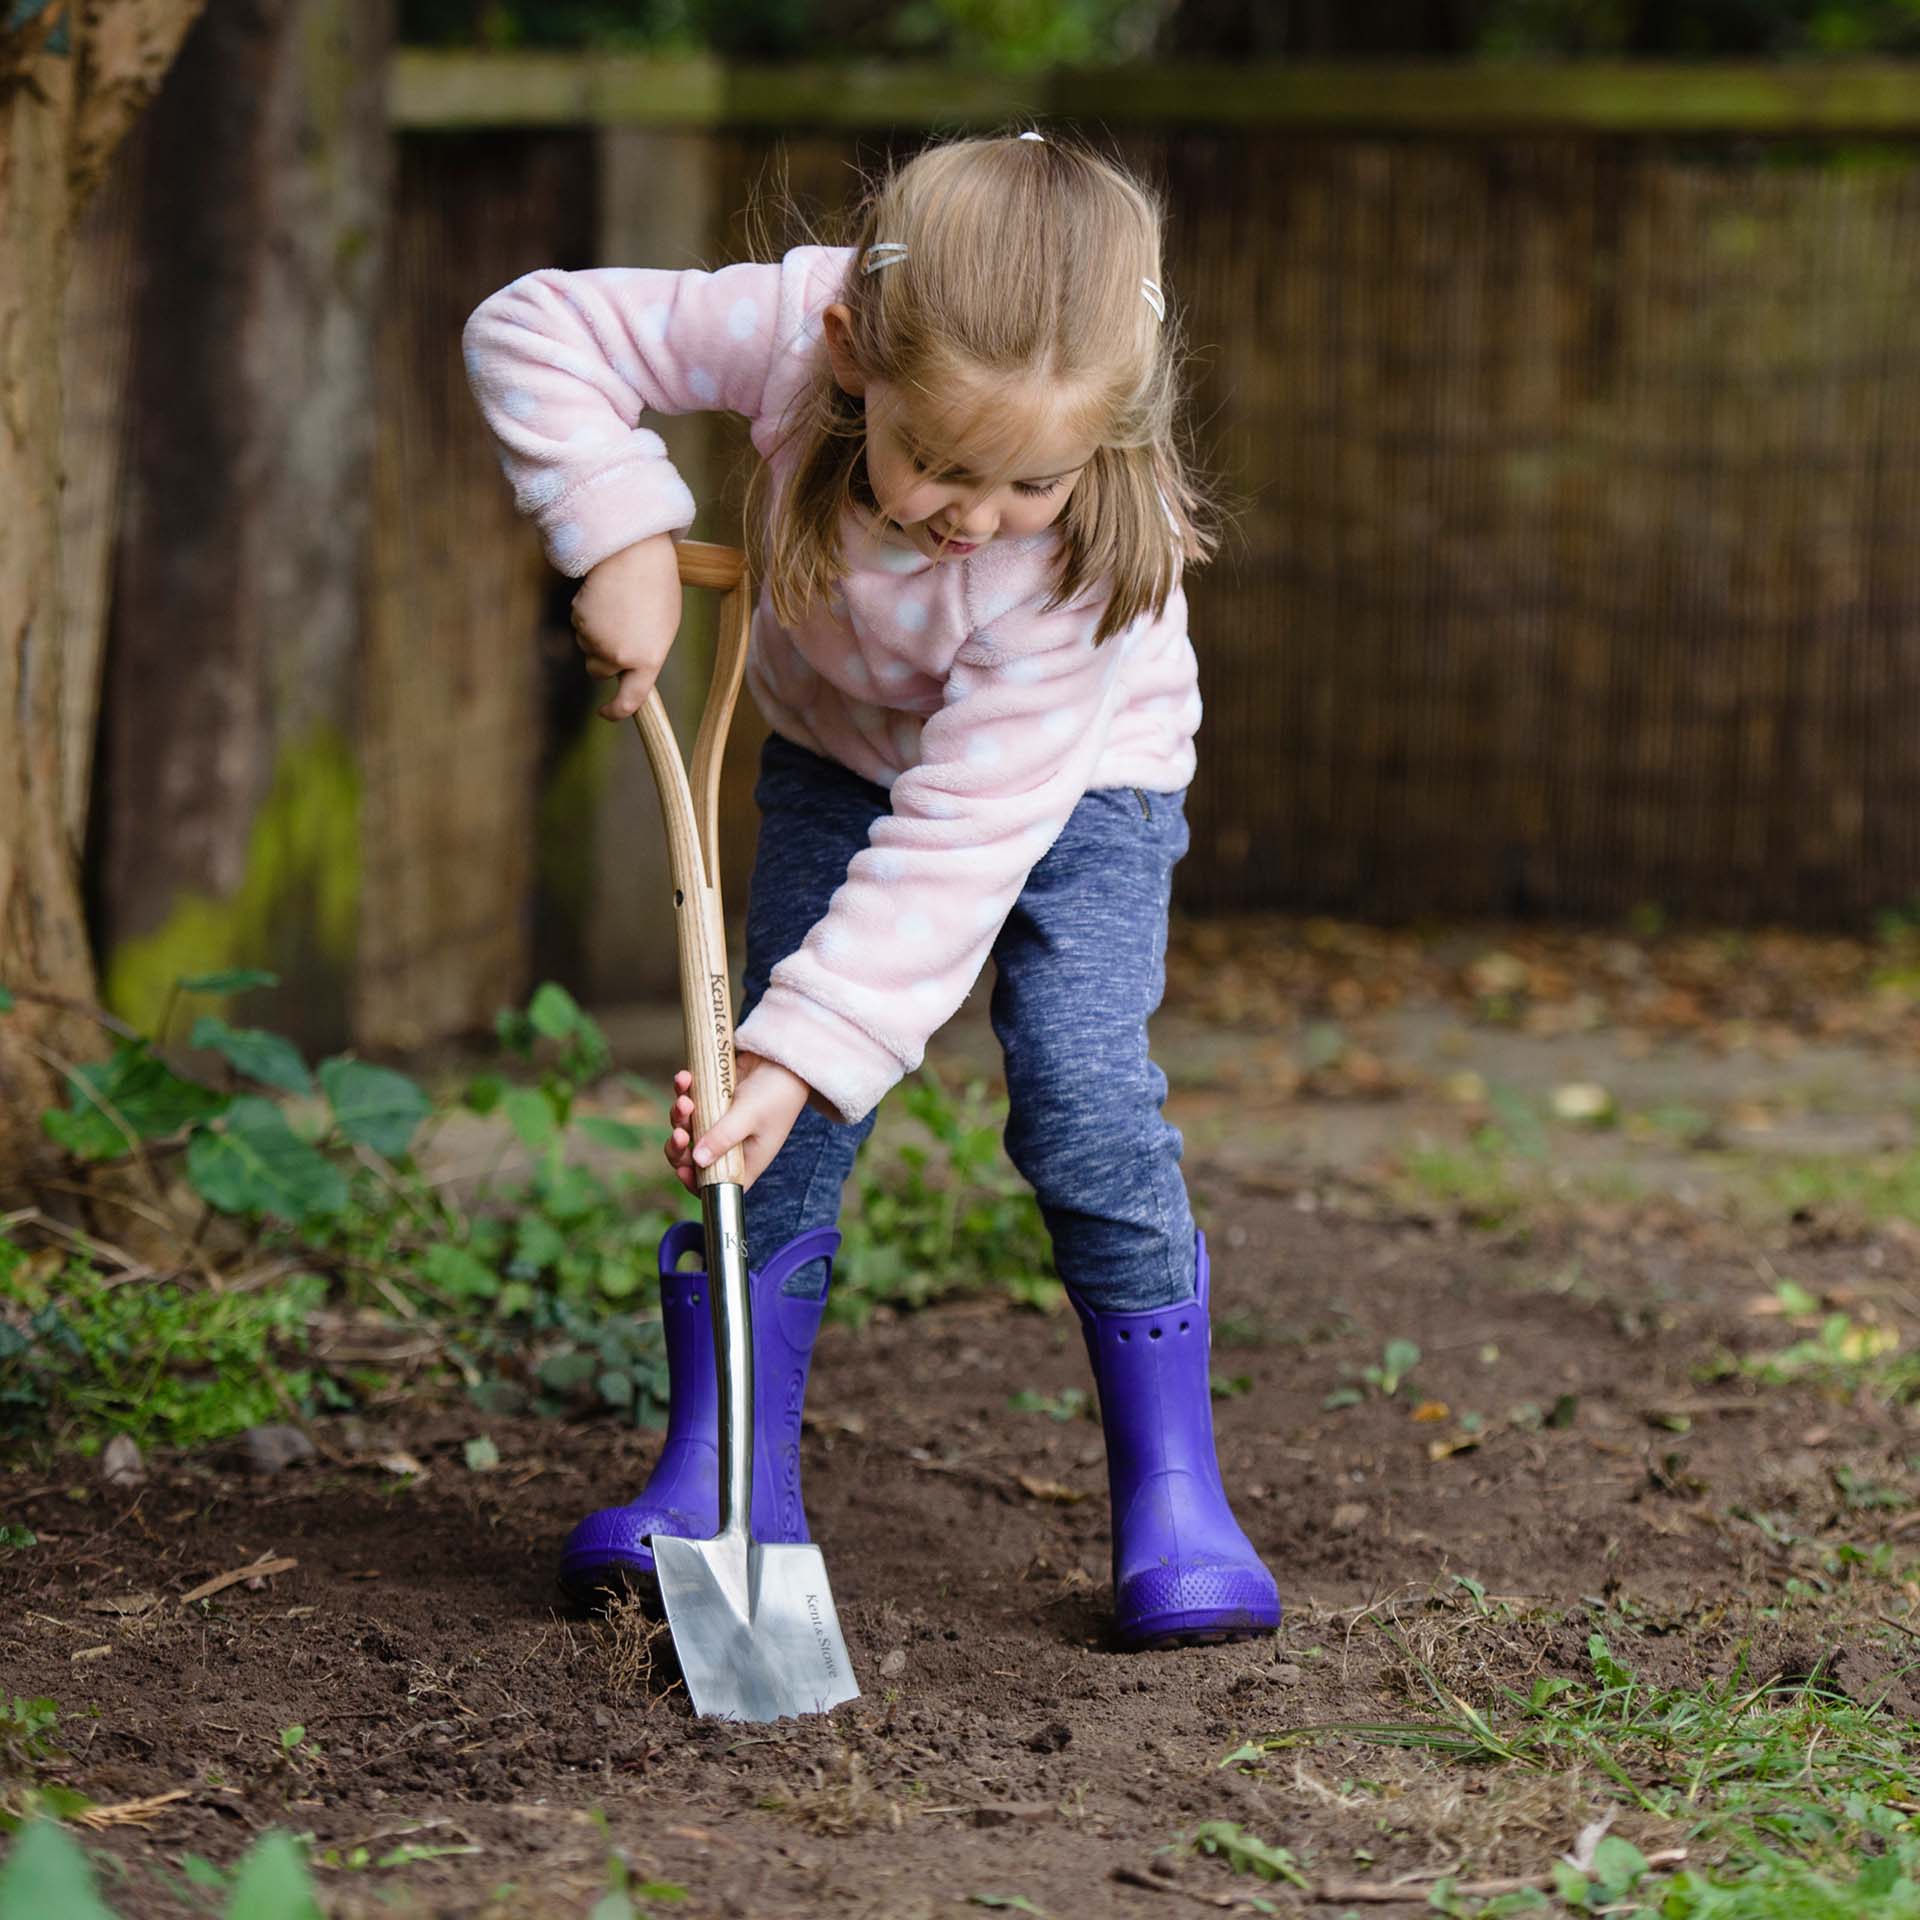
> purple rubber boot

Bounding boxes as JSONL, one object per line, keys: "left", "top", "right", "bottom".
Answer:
{"left": 1070, "top": 1231, "right": 1281, "bottom": 1648}
{"left": 558, "top": 1220, "right": 839, "bottom": 1602}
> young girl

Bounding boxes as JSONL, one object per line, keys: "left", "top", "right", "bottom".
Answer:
{"left": 464, "top": 131, "right": 1279, "bottom": 1648}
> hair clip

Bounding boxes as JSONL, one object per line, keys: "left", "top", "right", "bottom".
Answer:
{"left": 1018, "top": 130, "right": 1046, "bottom": 143}
{"left": 1140, "top": 278, "right": 1166, "bottom": 322}
{"left": 862, "top": 242, "right": 909, "bottom": 275}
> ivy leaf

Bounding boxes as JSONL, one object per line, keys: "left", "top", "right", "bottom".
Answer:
{"left": 463, "top": 1073, "right": 506, "bottom": 1116}
{"left": 511, "top": 1213, "right": 569, "bottom": 1275}
{"left": 190, "top": 1017, "right": 313, "bottom": 1095}
{"left": 221, "top": 1831, "right": 322, "bottom": 1920}
{"left": 503, "top": 1087, "right": 559, "bottom": 1153}
{"left": 0, "top": 986, "right": 13, "bottom": 1012}
{"left": 0, "top": 1821, "right": 117, "bottom": 1918}
{"left": 494, "top": 1005, "right": 536, "bottom": 1057}
{"left": 420, "top": 1244, "right": 499, "bottom": 1301}
{"left": 1590, "top": 1837, "right": 1649, "bottom": 1891}
{"left": 42, "top": 1043, "right": 225, "bottom": 1161}
{"left": 187, "top": 1097, "right": 349, "bottom": 1222}
{"left": 177, "top": 969, "right": 279, "bottom": 996}
{"left": 528, "top": 980, "right": 589, "bottom": 1041}
{"left": 537, "top": 1350, "right": 598, "bottom": 1393}
{"left": 318, "top": 1058, "right": 429, "bottom": 1159}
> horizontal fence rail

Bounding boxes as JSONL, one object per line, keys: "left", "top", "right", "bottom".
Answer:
{"left": 391, "top": 52, "right": 1920, "bottom": 134}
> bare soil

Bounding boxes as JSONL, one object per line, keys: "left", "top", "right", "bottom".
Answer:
{"left": 7, "top": 1174, "right": 1917, "bottom": 1917}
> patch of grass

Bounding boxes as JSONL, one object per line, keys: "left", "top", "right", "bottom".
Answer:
{"left": 1400, "top": 1136, "right": 1531, "bottom": 1228}
{"left": 0, "top": 1248, "right": 324, "bottom": 1450}
{"left": 1749, "top": 1152, "right": 1920, "bottom": 1226}
{"left": 1703, "top": 1288, "right": 1919, "bottom": 1407}
{"left": 1242, "top": 1625, "right": 1920, "bottom": 1913}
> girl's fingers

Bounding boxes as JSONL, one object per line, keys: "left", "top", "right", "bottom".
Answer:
{"left": 599, "top": 665, "right": 655, "bottom": 721}
{"left": 691, "top": 1103, "right": 754, "bottom": 1170}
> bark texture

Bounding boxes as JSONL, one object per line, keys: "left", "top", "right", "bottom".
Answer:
{"left": 0, "top": 0, "right": 207, "bottom": 1198}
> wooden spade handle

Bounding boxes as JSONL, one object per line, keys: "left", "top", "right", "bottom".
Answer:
{"left": 628, "top": 540, "right": 751, "bottom": 1189}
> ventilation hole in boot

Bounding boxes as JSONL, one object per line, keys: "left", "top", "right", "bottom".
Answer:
{"left": 690, "top": 1292, "right": 702, "bottom": 1304}
{"left": 1179, "top": 1320, "right": 1190, "bottom": 1333}
{"left": 1118, "top": 1330, "right": 1132, "bottom": 1342}
{"left": 1149, "top": 1326, "right": 1163, "bottom": 1340}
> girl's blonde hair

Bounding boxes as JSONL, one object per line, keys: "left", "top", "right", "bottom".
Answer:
{"left": 755, "top": 133, "right": 1214, "bottom": 644}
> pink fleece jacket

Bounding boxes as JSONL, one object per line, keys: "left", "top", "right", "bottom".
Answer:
{"left": 464, "top": 246, "right": 1202, "bottom": 1123}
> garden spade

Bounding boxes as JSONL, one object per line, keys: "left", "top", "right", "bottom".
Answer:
{"left": 628, "top": 541, "right": 859, "bottom": 1723}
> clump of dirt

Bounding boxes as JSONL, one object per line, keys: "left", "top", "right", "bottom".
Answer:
{"left": 4, "top": 1187, "right": 1917, "bottom": 1917}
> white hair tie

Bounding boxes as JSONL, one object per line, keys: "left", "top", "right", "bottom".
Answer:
{"left": 1140, "top": 278, "right": 1166, "bottom": 322}
{"left": 1018, "top": 130, "right": 1046, "bottom": 143}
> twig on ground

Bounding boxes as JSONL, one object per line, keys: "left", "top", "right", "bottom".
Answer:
{"left": 178, "top": 1555, "right": 298, "bottom": 1607}
{"left": 72, "top": 1788, "right": 193, "bottom": 1830}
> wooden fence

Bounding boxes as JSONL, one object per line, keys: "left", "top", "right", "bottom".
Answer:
{"left": 66, "top": 60, "right": 1920, "bottom": 1044}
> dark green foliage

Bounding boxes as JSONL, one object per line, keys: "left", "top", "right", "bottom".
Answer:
{"left": 7, "top": 973, "right": 1055, "bottom": 1453}
{"left": 831, "top": 1073, "right": 1056, "bottom": 1324}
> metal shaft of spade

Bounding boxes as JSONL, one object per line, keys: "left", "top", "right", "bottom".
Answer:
{"left": 702, "top": 1179, "right": 753, "bottom": 1542}
{"left": 627, "top": 540, "right": 858, "bottom": 1723}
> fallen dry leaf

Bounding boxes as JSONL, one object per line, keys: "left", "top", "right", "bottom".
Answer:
{"left": 1017, "top": 1474, "right": 1088, "bottom": 1505}
{"left": 1410, "top": 1401, "right": 1451, "bottom": 1424}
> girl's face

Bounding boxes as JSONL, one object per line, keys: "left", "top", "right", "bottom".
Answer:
{"left": 823, "top": 305, "right": 1098, "bottom": 563}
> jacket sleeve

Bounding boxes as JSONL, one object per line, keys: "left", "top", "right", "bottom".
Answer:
{"left": 735, "top": 593, "right": 1139, "bottom": 1123}
{"left": 462, "top": 258, "right": 792, "bottom": 577}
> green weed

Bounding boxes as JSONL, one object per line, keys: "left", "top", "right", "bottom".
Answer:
{"left": 0, "top": 1823, "right": 324, "bottom": 1920}
{"left": 830, "top": 1073, "right": 1057, "bottom": 1325}
{"left": 0, "top": 1247, "right": 323, "bottom": 1450}
{"left": 1709, "top": 1286, "right": 1918, "bottom": 1405}
{"left": 1401, "top": 1136, "right": 1530, "bottom": 1228}
{"left": 1244, "top": 1628, "right": 1920, "bottom": 1912}
{"left": 1325, "top": 1336, "right": 1422, "bottom": 1409}
{"left": 1009, "top": 1387, "right": 1088, "bottom": 1422}
{"left": 1181, "top": 1819, "right": 1308, "bottom": 1888}
{"left": 3, "top": 981, "right": 1062, "bottom": 1451}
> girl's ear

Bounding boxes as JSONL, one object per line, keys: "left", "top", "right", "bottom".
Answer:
{"left": 820, "top": 304, "right": 866, "bottom": 397}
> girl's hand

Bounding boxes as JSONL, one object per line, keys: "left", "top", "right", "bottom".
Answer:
{"left": 662, "top": 1053, "right": 814, "bottom": 1194}
{"left": 572, "top": 533, "right": 683, "bottom": 720}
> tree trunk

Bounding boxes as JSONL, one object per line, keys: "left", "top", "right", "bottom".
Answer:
{"left": 97, "top": 0, "right": 392, "bottom": 1050}
{"left": 0, "top": 0, "right": 209, "bottom": 1200}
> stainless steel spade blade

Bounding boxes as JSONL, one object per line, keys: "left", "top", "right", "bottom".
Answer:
{"left": 653, "top": 1184, "right": 859, "bottom": 1720}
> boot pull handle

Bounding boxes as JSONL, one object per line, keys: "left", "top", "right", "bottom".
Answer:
{"left": 628, "top": 540, "right": 751, "bottom": 1189}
